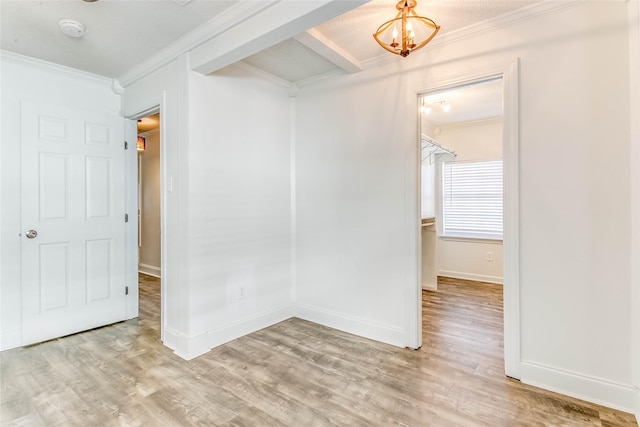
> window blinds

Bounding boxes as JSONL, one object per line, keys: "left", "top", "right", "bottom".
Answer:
{"left": 442, "top": 160, "right": 503, "bottom": 239}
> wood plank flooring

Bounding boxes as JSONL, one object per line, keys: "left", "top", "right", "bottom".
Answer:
{"left": 1, "top": 274, "right": 637, "bottom": 426}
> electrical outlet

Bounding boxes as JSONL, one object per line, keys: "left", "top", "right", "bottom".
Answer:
{"left": 486, "top": 252, "right": 494, "bottom": 261}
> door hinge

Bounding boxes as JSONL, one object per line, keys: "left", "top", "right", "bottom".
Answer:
{"left": 124, "top": 141, "right": 128, "bottom": 150}
{"left": 125, "top": 286, "right": 129, "bottom": 295}
{"left": 125, "top": 213, "right": 129, "bottom": 223}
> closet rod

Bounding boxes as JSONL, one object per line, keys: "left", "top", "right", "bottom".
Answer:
{"left": 421, "top": 135, "right": 455, "bottom": 163}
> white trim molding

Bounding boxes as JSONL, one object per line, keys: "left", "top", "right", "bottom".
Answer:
{"left": 413, "top": 58, "right": 521, "bottom": 379}
{"left": 628, "top": 0, "right": 640, "bottom": 418}
{"left": 502, "top": 58, "right": 521, "bottom": 379}
{"left": 174, "top": 304, "right": 294, "bottom": 361}
{"left": 116, "top": 1, "right": 278, "bottom": 87}
{"left": 437, "top": 271, "right": 503, "bottom": 285}
{"left": 1, "top": 50, "right": 112, "bottom": 86}
{"left": 295, "top": 304, "right": 407, "bottom": 349}
{"left": 138, "top": 263, "right": 161, "bottom": 278}
{"left": 521, "top": 360, "right": 640, "bottom": 415}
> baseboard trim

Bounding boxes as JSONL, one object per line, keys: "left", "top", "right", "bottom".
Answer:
{"left": 422, "top": 283, "right": 438, "bottom": 290}
{"left": 294, "top": 303, "right": 406, "bottom": 348}
{"left": 163, "top": 327, "right": 178, "bottom": 351}
{"left": 138, "top": 263, "right": 161, "bottom": 278}
{"left": 437, "top": 270, "right": 503, "bottom": 284}
{"left": 173, "top": 304, "right": 295, "bottom": 361}
{"left": 521, "top": 360, "right": 639, "bottom": 414}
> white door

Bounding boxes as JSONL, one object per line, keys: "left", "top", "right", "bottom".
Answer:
{"left": 21, "top": 102, "right": 127, "bottom": 345}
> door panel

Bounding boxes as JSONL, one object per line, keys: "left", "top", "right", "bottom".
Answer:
{"left": 86, "top": 156, "right": 111, "bottom": 219}
{"left": 21, "top": 102, "right": 126, "bottom": 345}
{"left": 40, "top": 242, "right": 70, "bottom": 312}
{"left": 39, "top": 153, "right": 70, "bottom": 221}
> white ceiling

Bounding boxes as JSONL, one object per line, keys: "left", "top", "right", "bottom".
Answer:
{"left": 421, "top": 78, "right": 504, "bottom": 126}
{"left": 1, "top": 0, "right": 541, "bottom": 81}
{"left": 312, "top": 0, "right": 540, "bottom": 65}
{"left": 1, "top": 0, "right": 540, "bottom": 123}
{"left": 0, "top": 0, "right": 236, "bottom": 77}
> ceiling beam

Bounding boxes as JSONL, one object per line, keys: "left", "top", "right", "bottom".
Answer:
{"left": 189, "top": 0, "right": 368, "bottom": 76}
{"left": 294, "top": 28, "right": 363, "bottom": 74}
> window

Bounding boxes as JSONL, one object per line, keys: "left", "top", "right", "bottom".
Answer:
{"left": 442, "top": 160, "right": 503, "bottom": 240}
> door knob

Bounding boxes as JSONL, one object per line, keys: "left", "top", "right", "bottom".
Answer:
{"left": 26, "top": 230, "right": 38, "bottom": 239}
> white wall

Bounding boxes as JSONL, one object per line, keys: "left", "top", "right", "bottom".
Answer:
{"left": 295, "top": 1, "right": 637, "bottom": 412}
{"left": 183, "top": 64, "right": 293, "bottom": 357}
{"left": 123, "top": 59, "right": 294, "bottom": 359}
{"left": 295, "top": 66, "right": 419, "bottom": 346}
{"left": 436, "top": 118, "right": 504, "bottom": 284}
{"left": 121, "top": 59, "right": 184, "bottom": 351}
{"left": 0, "top": 53, "right": 123, "bottom": 349}
{"left": 138, "top": 130, "right": 161, "bottom": 277}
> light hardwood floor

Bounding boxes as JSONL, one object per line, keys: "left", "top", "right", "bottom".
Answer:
{"left": 1, "top": 275, "right": 637, "bottom": 426}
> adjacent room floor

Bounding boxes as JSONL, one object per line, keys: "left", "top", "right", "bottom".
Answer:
{"left": 1, "top": 275, "right": 637, "bottom": 426}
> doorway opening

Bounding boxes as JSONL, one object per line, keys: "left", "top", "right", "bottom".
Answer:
{"left": 136, "top": 111, "right": 162, "bottom": 337}
{"left": 417, "top": 72, "right": 518, "bottom": 377}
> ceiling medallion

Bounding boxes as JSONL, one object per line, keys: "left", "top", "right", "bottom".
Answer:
{"left": 373, "top": 0, "right": 440, "bottom": 58}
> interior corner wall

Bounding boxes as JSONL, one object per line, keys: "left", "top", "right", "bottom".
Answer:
{"left": 0, "top": 53, "right": 121, "bottom": 350}
{"left": 436, "top": 119, "right": 504, "bottom": 284}
{"left": 183, "top": 65, "right": 294, "bottom": 357}
{"left": 294, "top": 1, "right": 636, "bottom": 412}
{"left": 294, "top": 66, "right": 418, "bottom": 347}
{"left": 123, "top": 61, "right": 294, "bottom": 359}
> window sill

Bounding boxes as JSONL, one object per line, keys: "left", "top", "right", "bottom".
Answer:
{"left": 440, "top": 235, "right": 503, "bottom": 244}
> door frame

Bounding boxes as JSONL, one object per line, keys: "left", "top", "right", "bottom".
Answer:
{"left": 126, "top": 104, "right": 166, "bottom": 343}
{"left": 412, "top": 58, "right": 521, "bottom": 379}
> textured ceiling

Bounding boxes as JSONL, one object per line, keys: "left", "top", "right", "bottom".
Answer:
{"left": 243, "top": 38, "right": 340, "bottom": 83}
{"left": 0, "top": 0, "right": 539, "bottom": 130}
{"left": 1, "top": 0, "right": 541, "bottom": 91}
{"left": 312, "top": 0, "right": 541, "bottom": 63}
{"left": 0, "top": 0, "right": 234, "bottom": 77}
{"left": 239, "top": 0, "right": 541, "bottom": 83}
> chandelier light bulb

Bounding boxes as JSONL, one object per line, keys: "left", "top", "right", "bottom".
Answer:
{"left": 373, "top": 0, "right": 440, "bottom": 57}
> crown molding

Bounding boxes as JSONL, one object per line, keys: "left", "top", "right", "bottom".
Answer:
{"left": 439, "top": 116, "right": 504, "bottom": 131}
{"left": 117, "top": 0, "right": 279, "bottom": 87}
{"left": 111, "top": 78, "right": 125, "bottom": 95}
{"left": 295, "top": 68, "right": 346, "bottom": 88}
{"left": 361, "top": 0, "right": 584, "bottom": 70}
{"left": 1, "top": 50, "right": 113, "bottom": 87}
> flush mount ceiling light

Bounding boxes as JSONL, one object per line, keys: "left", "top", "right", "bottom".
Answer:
{"left": 59, "top": 19, "right": 85, "bottom": 38}
{"left": 421, "top": 100, "right": 451, "bottom": 115}
{"left": 373, "top": 0, "right": 440, "bottom": 58}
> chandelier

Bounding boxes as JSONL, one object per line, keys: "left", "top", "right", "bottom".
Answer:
{"left": 373, "top": 0, "right": 440, "bottom": 57}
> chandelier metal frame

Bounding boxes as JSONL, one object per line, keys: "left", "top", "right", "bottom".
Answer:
{"left": 373, "top": 0, "right": 440, "bottom": 57}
